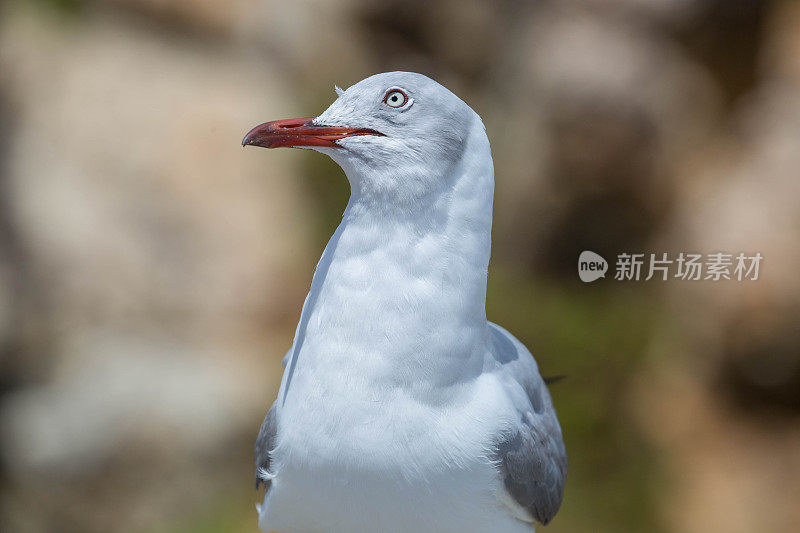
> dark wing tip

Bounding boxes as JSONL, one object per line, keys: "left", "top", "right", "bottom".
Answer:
{"left": 543, "top": 374, "right": 567, "bottom": 385}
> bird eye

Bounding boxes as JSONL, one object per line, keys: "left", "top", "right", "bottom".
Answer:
{"left": 383, "top": 89, "right": 408, "bottom": 108}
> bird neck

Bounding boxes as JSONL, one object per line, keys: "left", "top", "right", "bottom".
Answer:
{"left": 289, "top": 130, "right": 495, "bottom": 391}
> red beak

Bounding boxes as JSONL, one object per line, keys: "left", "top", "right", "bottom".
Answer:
{"left": 242, "top": 117, "right": 384, "bottom": 149}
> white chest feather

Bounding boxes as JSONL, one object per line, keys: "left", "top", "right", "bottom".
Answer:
{"left": 262, "top": 371, "right": 529, "bottom": 533}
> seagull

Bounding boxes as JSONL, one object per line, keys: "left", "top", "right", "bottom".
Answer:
{"left": 243, "top": 72, "right": 567, "bottom": 533}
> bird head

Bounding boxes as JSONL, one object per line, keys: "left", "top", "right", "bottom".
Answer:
{"left": 243, "top": 72, "right": 487, "bottom": 205}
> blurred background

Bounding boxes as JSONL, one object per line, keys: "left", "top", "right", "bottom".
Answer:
{"left": 1, "top": 0, "right": 799, "bottom": 531}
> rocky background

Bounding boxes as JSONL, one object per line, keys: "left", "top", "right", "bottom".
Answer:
{"left": 0, "top": 1, "right": 798, "bottom": 532}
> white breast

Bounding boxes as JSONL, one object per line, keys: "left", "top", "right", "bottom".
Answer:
{"left": 259, "top": 371, "right": 534, "bottom": 533}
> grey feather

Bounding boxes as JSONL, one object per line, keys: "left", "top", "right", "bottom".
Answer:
{"left": 255, "top": 404, "right": 278, "bottom": 490}
{"left": 489, "top": 324, "right": 568, "bottom": 526}
{"left": 494, "top": 413, "right": 567, "bottom": 525}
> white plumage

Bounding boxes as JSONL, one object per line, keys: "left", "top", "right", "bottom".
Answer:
{"left": 245, "top": 72, "right": 566, "bottom": 533}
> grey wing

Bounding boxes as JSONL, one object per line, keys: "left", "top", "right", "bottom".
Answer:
{"left": 494, "top": 405, "right": 567, "bottom": 525}
{"left": 254, "top": 404, "right": 278, "bottom": 490}
{"left": 489, "top": 323, "right": 568, "bottom": 526}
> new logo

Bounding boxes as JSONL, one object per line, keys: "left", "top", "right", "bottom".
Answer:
{"left": 578, "top": 251, "right": 608, "bottom": 282}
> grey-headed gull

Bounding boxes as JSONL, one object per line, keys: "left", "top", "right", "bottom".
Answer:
{"left": 243, "top": 72, "right": 567, "bottom": 533}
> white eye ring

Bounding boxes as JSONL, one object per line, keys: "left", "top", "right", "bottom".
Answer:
{"left": 383, "top": 89, "right": 408, "bottom": 108}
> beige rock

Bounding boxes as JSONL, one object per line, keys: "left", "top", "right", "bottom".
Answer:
{"left": 0, "top": 1, "right": 312, "bottom": 478}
